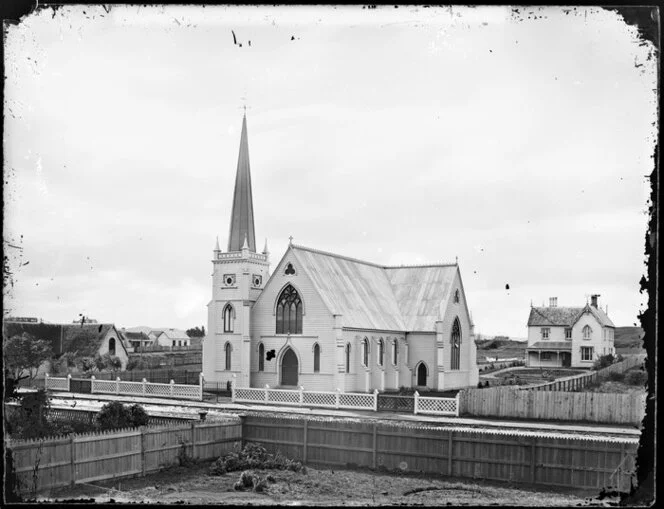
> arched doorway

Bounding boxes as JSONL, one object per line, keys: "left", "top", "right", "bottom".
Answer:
{"left": 281, "top": 348, "right": 299, "bottom": 386}
{"left": 417, "top": 362, "right": 427, "bottom": 386}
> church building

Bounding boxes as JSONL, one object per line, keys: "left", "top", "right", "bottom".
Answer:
{"left": 202, "top": 114, "right": 479, "bottom": 392}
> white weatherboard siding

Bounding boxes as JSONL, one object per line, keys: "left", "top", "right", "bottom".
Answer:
{"left": 572, "top": 312, "right": 604, "bottom": 367}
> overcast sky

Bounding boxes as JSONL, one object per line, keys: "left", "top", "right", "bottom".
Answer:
{"left": 3, "top": 5, "right": 657, "bottom": 338}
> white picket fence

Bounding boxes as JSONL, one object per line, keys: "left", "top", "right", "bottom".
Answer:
{"left": 45, "top": 373, "right": 204, "bottom": 401}
{"left": 232, "top": 384, "right": 459, "bottom": 416}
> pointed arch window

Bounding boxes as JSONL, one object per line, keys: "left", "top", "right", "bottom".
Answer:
{"left": 454, "top": 289, "right": 460, "bottom": 304}
{"left": 392, "top": 340, "right": 398, "bottom": 366}
{"left": 258, "top": 343, "right": 264, "bottom": 372}
{"left": 224, "top": 342, "right": 232, "bottom": 370}
{"left": 313, "top": 343, "right": 320, "bottom": 373}
{"left": 345, "top": 343, "right": 351, "bottom": 373}
{"left": 451, "top": 317, "right": 461, "bottom": 370}
{"left": 108, "top": 337, "right": 116, "bottom": 356}
{"left": 223, "top": 304, "right": 234, "bottom": 333}
{"left": 583, "top": 325, "right": 592, "bottom": 340}
{"left": 377, "top": 338, "right": 384, "bottom": 367}
{"left": 276, "top": 284, "right": 303, "bottom": 334}
{"left": 362, "top": 338, "right": 369, "bottom": 367}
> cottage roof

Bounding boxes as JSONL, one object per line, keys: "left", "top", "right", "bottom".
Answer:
{"left": 122, "top": 331, "right": 150, "bottom": 341}
{"left": 157, "top": 328, "right": 190, "bottom": 340}
{"left": 528, "top": 304, "right": 615, "bottom": 328}
{"left": 289, "top": 245, "right": 460, "bottom": 332}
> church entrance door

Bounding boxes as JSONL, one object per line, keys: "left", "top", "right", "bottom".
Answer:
{"left": 281, "top": 348, "right": 298, "bottom": 387}
{"left": 417, "top": 363, "right": 427, "bottom": 386}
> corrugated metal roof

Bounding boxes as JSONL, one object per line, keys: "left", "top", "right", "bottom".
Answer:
{"left": 291, "top": 245, "right": 458, "bottom": 332}
{"left": 526, "top": 341, "right": 573, "bottom": 350}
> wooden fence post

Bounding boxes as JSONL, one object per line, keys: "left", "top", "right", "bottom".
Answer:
{"left": 373, "top": 389, "right": 379, "bottom": 412}
{"left": 455, "top": 392, "right": 460, "bottom": 417}
{"left": 265, "top": 384, "right": 270, "bottom": 402}
{"left": 447, "top": 431, "right": 454, "bottom": 475}
{"left": 335, "top": 388, "right": 341, "bottom": 409}
{"left": 140, "top": 426, "right": 146, "bottom": 477}
{"left": 116, "top": 377, "right": 121, "bottom": 395}
{"left": 170, "top": 380, "right": 175, "bottom": 397}
{"left": 67, "top": 373, "right": 72, "bottom": 392}
{"left": 303, "top": 420, "right": 308, "bottom": 464}
{"left": 190, "top": 422, "right": 196, "bottom": 460}
{"left": 142, "top": 378, "right": 147, "bottom": 396}
{"left": 70, "top": 433, "right": 76, "bottom": 486}
{"left": 372, "top": 422, "right": 377, "bottom": 469}
{"left": 414, "top": 391, "right": 419, "bottom": 414}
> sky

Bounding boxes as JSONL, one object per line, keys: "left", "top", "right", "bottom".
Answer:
{"left": 3, "top": 5, "right": 657, "bottom": 338}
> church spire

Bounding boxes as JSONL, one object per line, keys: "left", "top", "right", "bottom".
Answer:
{"left": 227, "top": 113, "right": 256, "bottom": 252}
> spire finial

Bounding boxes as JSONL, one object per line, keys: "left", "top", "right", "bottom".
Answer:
{"left": 289, "top": 235, "right": 294, "bottom": 246}
{"left": 263, "top": 238, "right": 269, "bottom": 254}
{"left": 215, "top": 236, "right": 220, "bottom": 251}
{"left": 455, "top": 255, "right": 458, "bottom": 264}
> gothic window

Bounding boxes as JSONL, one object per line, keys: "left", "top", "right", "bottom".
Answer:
{"left": 223, "top": 304, "right": 234, "bottom": 333}
{"left": 451, "top": 317, "right": 461, "bottom": 370}
{"left": 454, "top": 289, "right": 460, "bottom": 303}
{"left": 276, "top": 284, "right": 303, "bottom": 334}
{"left": 362, "top": 337, "right": 369, "bottom": 367}
{"left": 378, "top": 338, "right": 384, "bottom": 367}
{"left": 345, "top": 343, "right": 351, "bottom": 373}
{"left": 258, "top": 343, "right": 264, "bottom": 372}
{"left": 225, "top": 342, "right": 232, "bottom": 370}
{"left": 108, "top": 337, "right": 116, "bottom": 356}
{"left": 583, "top": 325, "right": 592, "bottom": 340}
{"left": 313, "top": 343, "right": 320, "bottom": 373}
{"left": 393, "top": 340, "right": 398, "bottom": 365}
{"left": 417, "top": 362, "right": 428, "bottom": 386}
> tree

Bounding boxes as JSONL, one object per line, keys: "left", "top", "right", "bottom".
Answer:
{"left": 3, "top": 333, "right": 53, "bottom": 383}
{"left": 186, "top": 326, "right": 205, "bottom": 338}
{"left": 52, "top": 351, "right": 77, "bottom": 375}
{"left": 96, "top": 402, "right": 149, "bottom": 431}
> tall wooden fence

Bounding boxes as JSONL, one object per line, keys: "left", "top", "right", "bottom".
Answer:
{"left": 525, "top": 355, "right": 646, "bottom": 392}
{"left": 458, "top": 386, "right": 646, "bottom": 425}
{"left": 6, "top": 419, "right": 242, "bottom": 496}
{"left": 242, "top": 415, "right": 638, "bottom": 493}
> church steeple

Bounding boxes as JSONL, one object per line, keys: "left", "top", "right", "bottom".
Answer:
{"left": 227, "top": 113, "right": 256, "bottom": 252}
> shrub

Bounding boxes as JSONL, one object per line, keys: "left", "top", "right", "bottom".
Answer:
{"left": 96, "top": 402, "right": 149, "bottom": 430}
{"left": 593, "top": 354, "right": 615, "bottom": 371}
{"left": 210, "top": 443, "right": 305, "bottom": 476}
{"left": 606, "top": 371, "right": 625, "bottom": 382}
{"left": 625, "top": 370, "right": 647, "bottom": 387}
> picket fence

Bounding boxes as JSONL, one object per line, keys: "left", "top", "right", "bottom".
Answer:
{"left": 243, "top": 415, "right": 638, "bottom": 493}
{"left": 6, "top": 420, "right": 242, "bottom": 496}
{"left": 525, "top": 355, "right": 646, "bottom": 392}
{"left": 232, "top": 384, "right": 460, "bottom": 417}
{"left": 45, "top": 373, "right": 204, "bottom": 401}
{"left": 459, "top": 386, "right": 646, "bottom": 425}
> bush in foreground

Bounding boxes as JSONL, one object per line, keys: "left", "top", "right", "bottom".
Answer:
{"left": 209, "top": 443, "right": 305, "bottom": 476}
{"left": 96, "top": 401, "right": 149, "bottom": 431}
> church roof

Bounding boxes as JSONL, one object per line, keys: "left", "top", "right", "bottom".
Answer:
{"left": 227, "top": 114, "right": 256, "bottom": 252}
{"left": 290, "top": 245, "right": 459, "bottom": 332}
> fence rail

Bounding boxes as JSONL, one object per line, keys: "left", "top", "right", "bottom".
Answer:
{"left": 524, "top": 355, "right": 646, "bottom": 392}
{"left": 45, "top": 373, "right": 205, "bottom": 401}
{"left": 243, "top": 415, "right": 638, "bottom": 493}
{"left": 6, "top": 420, "right": 241, "bottom": 495}
{"left": 232, "top": 384, "right": 459, "bottom": 416}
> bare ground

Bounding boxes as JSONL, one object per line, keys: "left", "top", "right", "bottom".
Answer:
{"left": 41, "top": 460, "right": 616, "bottom": 506}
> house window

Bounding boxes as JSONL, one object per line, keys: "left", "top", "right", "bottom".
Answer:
{"left": 565, "top": 328, "right": 572, "bottom": 340}
{"left": 225, "top": 342, "right": 232, "bottom": 370}
{"left": 454, "top": 289, "right": 460, "bottom": 303}
{"left": 393, "top": 340, "right": 398, "bottom": 365}
{"left": 178, "top": 340, "right": 182, "bottom": 347}
{"left": 362, "top": 338, "right": 369, "bottom": 367}
{"left": 313, "top": 343, "right": 320, "bottom": 373}
{"left": 541, "top": 328, "right": 550, "bottom": 339}
{"left": 172, "top": 340, "right": 176, "bottom": 347}
{"left": 450, "top": 317, "right": 461, "bottom": 370}
{"left": 108, "top": 337, "right": 116, "bottom": 356}
{"left": 258, "top": 343, "right": 264, "bottom": 372}
{"left": 276, "top": 284, "right": 303, "bottom": 334}
{"left": 583, "top": 325, "right": 592, "bottom": 340}
{"left": 345, "top": 343, "right": 351, "bottom": 373}
{"left": 378, "top": 338, "right": 384, "bottom": 367}
{"left": 223, "top": 304, "right": 234, "bottom": 333}
{"left": 581, "top": 346, "right": 593, "bottom": 361}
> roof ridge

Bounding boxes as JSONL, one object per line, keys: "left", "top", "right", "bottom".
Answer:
{"left": 291, "top": 244, "right": 456, "bottom": 270}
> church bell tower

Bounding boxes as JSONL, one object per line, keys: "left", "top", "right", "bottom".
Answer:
{"left": 202, "top": 113, "right": 270, "bottom": 387}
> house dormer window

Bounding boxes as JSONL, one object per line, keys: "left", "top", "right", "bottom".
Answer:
{"left": 583, "top": 325, "right": 592, "bottom": 340}
{"left": 541, "top": 328, "right": 550, "bottom": 340}
{"left": 565, "top": 328, "right": 572, "bottom": 340}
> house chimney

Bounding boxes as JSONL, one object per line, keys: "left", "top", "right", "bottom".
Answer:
{"left": 549, "top": 297, "right": 557, "bottom": 307}
{"left": 591, "top": 294, "right": 599, "bottom": 308}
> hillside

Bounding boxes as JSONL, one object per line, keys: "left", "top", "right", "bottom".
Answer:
{"left": 614, "top": 326, "right": 645, "bottom": 352}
